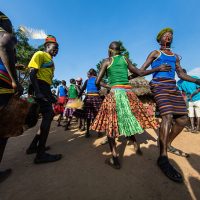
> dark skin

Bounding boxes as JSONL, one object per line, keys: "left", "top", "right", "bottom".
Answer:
{"left": 139, "top": 32, "right": 198, "bottom": 158}
{"left": 78, "top": 72, "right": 106, "bottom": 137}
{"left": 57, "top": 81, "right": 68, "bottom": 127}
{"left": 96, "top": 42, "right": 171, "bottom": 161}
{"left": 0, "top": 15, "right": 23, "bottom": 181}
{"left": 0, "top": 21, "right": 23, "bottom": 96}
{"left": 30, "top": 42, "right": 59, "bottom": 100}
{"left": 96, "top": 43, "right": 171, "bottom": 86}
{"left": 27, "top": 41, "right": 62, "bottom": 162}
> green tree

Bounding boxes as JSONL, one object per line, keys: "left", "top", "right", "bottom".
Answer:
{"left": 14, "top": 28, "right": 38, "bottom": 93}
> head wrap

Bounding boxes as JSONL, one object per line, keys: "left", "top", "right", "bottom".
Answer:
{"left": 45, "top": 35, "right": 58, "bottom": 44}
{"left": 156, "top": 28, "right": 173, "bottom": 43}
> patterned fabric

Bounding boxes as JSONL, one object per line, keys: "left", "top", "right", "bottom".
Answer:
{"left": 73, "top": 95, "right": 102, "bottom": 119}
{"left": 28, "top": 51, "right": 54, "bottom": 85}
{"left": 91, "top": 88, "right": 158, "bottom": 138}
{"left": 45, "top": 35, "right": 57, "bottom": 44}
{"left": 0, "top": 59, "right": 14, "bottom": 94}
{"left": 84, "top": 95, "right": 103, "bottom": 119}
{"left": 150, "top": 77, "right": 188, "bottom": 116}
{"left": 114, "top": 89, "right": 143, "bottom": 136}
{"left": 64, "top": 98, "right": 76, "bottom": 117}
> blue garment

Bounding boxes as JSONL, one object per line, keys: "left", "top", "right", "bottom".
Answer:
{"left": 86, "top": 77, "right": 99, "bottom": 93}
{"left": 0, "top": 59, "right": 7, "bottom": 72}
{"left": 151, "top": 50, "right": 176, "bottom": 79}
{"left": 177, "top": 76, "right": 200, "bottom": 102}
{"left": 58, "top": 85, "right": 67, "bottom": 97}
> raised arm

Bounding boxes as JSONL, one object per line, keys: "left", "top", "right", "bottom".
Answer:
{"left": 127, "top": 51, "right": 171, "bottom": 79}
{"left": 175, "top": 55, "right": 200, "bottom": 84}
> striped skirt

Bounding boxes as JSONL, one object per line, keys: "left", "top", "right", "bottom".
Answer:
{"left": 90, "top": 85, "right": 158, "bottom": 138}
{"left": 150, "top": 78, "right": 188, "bottom": 116}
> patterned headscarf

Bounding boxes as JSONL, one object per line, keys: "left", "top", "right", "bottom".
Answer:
{"left": 45, "top": 35, "right": 58, "bottom": 44}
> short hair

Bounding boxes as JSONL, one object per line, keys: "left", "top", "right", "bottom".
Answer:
{"left": 109, "top": 41, "right": 121, "bottom": 53}
{"left": 70, "top": 78, "right": 76, "bottom": 84}
{"left": 61, "top": 80, "right": 66, "bottom": 85}
{"left": 88, "top": 68, "right": 97, "bottom": 76}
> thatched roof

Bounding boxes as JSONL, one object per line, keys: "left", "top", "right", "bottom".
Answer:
{"left": 99, "top": 77, "right": 152, "bottom": 97}
{"left": 129, "top": 77, "right": 151, "bottom": 96}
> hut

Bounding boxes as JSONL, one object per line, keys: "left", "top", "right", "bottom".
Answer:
{"left": 129, "top": 77, "right": 156, "bottom": 116}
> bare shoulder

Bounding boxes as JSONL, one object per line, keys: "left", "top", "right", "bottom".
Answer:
{"left": 102, "top": 58, "right": 111, "bottom": 64}
{"left": 101, "top": 58, "right": 111, "bottom": 68}
{"left": 149, "top": 50, "right": 160, "bottom": 57}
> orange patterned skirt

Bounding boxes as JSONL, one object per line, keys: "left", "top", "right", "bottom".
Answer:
{"left": 90, "top": 89, "right": 158, "bottom": 138}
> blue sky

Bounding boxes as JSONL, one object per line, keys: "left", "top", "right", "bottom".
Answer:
{"left": 1, "top": 0, "right": 200, "bottom": 84}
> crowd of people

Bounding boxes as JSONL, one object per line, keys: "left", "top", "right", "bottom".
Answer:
{"left": 0, "top": 11, "right": 200, "bottom": 185}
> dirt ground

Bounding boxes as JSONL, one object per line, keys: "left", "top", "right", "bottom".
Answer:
{"left": 0, "top": 119, "right": 199, "bottom": 200}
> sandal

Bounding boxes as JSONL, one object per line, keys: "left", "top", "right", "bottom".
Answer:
{"left": 105, "top": 157, "right": 121, "bottom": 169}
{"left": 157, "top": 156, "right": 183, "bottom": 183}
{"left": 167, "top": 146, "right": 189, "bottom": 157}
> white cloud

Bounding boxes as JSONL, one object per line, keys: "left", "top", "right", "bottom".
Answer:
{"left": 188, "top": 67, "right": 200, "bottom": 76}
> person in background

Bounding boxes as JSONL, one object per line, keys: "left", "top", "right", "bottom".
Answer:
{"left": 177, "top": 69, "right": 200, "bottom": 133}
{"left": 56, "top": 80, "right": 68, "bottom": 126}
{"left": 75, "top": 77, "right": 86, "bottom": 131}
{"left": 78, "top": 68, "right": 104, "bottom": 138}
{"left": 26, "top": 35, "right": 62, "bottom": 164}
{"left": 64, "top": 78, "right": 80, "bottom": 130}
